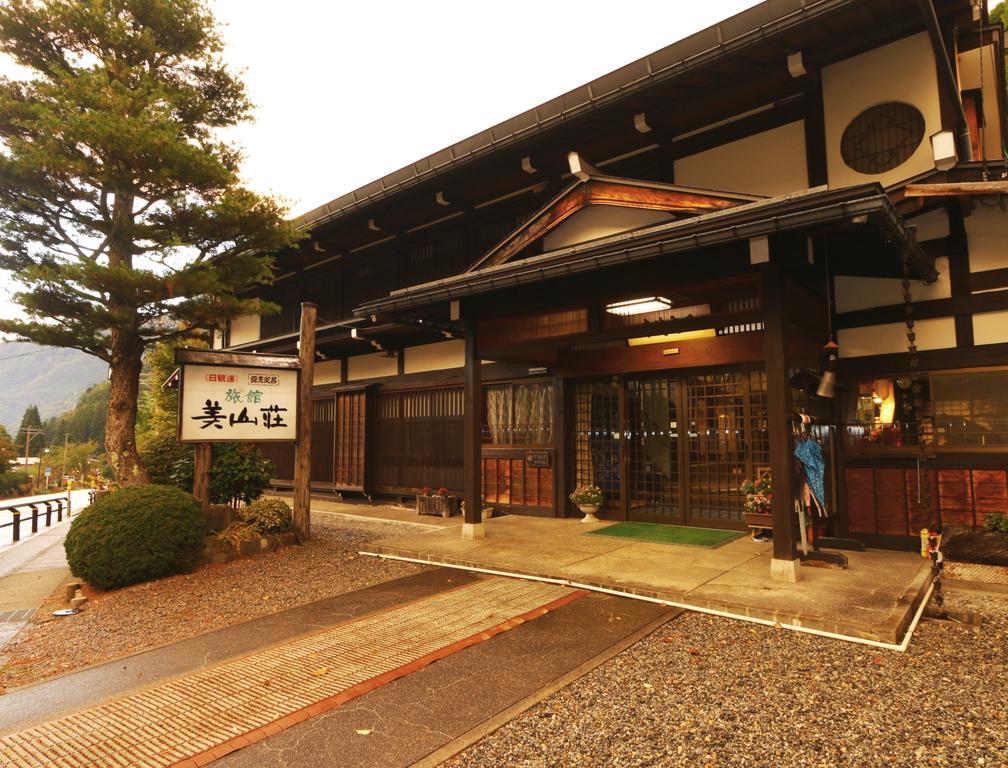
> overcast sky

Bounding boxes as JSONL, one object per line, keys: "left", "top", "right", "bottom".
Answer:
{"left": 0, "top": 0, "right": 768, "bottom": 324}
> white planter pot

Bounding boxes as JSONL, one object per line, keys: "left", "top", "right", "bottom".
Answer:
{"left": 579, "top": 504, "right": 600, "bottom": 523}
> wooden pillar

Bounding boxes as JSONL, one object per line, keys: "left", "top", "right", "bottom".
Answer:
{"left": 762, "top": 265, "right": 799, "bottom": 580}
{"left": 193, "top": 443, "right": 212, "bottom": 512}
{"left": 552, "top": 377, "right": 568, "bottom": 518}
{"left": 462, "top": 316, "right": 484, "bottom": 539}
{"left": 293, "top": 302, "right": 317, "bottom": 539}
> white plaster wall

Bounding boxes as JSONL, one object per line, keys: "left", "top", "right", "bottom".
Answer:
{"left": 673, "top": 121, "right": 808, "bottom": 196}
{"left": 822, "top": 33, "right": 941, "bottom": 189}
{"left": 542, "top": 206, "right": 673, "bottom": 251}
{"left": 313, "top": 359, "right": 343, "bottom": 386}
{"left": 212, "top": 328, "right": 225, "bottom": 350}
{"left": 834, "top": 257, "right": 951, "bottom": 314}
{"left": 229, "top": 310, "right": 260, "bottom": 346}
{"left": 906, "top": 207, "right": 950, "bottom": 242}
{"left": 403, "top": 339, "right": 464, "bottom": 375}
{"left": 972, "top": 309, "right": 1008, "bottom": 346}
{"left": 838, "top": 317, "right": 956, "bottom": 358}
{"left": 347, "top": 351, "right": 397, "bottom": 381}
{"left": 966, "top": 205, "right": 1008, "bottom": 273}
{"left": 958, "top": 44, "right": 1004, "bottom": 162}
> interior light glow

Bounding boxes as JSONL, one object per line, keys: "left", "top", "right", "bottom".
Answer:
{"left": 627, "top": 328, "right": 717, "bottom": 346}
{"left": 605, "top": 296, "right": 672, "bottom": 316}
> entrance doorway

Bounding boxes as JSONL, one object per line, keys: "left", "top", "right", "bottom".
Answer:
{"left": 573, "top": 370, "right": 768, "bottom": 528}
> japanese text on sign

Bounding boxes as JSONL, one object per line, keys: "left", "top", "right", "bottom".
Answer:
{"left": 179, "top": 364, "right": 298, "bottom": 442}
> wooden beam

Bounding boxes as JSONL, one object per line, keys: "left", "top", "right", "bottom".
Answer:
{"left": 293, "top": 302, "right": 317, "bottom": 539}
{"left": 192, "top": 443, "right": 212, "bottom": 513}
{"left": 761, "top": 266, "right": 797, "bottom": 569}
{"left": 462, "top": 318, "right": 483, "bottom": 535}
{"left": 904, "top": 182, "right": 1008, "bottom": 197}
{"left": 479, "top": 310, "right": 763, "bottom": 361}
{"left": 552, "top": 378, "right": 568, "bottom": 519}
{"left": 803, "top": 74, "right": 828, "bottom": 187}
{"left": 174, "top": 348, "right": 300, "bottom": 369}
{"left": 555, "top": 331, "right": 764, "bottom": 378}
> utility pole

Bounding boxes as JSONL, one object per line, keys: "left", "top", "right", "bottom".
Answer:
{"left": 20, "top": 427, "right": 43, "bottom": 490}
{"left": 60, "top": 433, "right": 69, "bottom": 487}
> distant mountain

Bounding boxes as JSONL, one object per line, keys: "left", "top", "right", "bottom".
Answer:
{"left": 0, "top": 342, "right": 108, "bottom": 433}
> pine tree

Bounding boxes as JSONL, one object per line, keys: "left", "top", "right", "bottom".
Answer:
{"left": 0, "top": 0, "right": 299, "bottom": 484}
{"left": 15, "top": 404, "right": 44, "bottom": 456}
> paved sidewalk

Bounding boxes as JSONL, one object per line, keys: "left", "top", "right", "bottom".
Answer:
{"left": 0, "top": 490, "right": 90, "bottom": 650}
{"left": 0, "top": 576, "right": 584, "bottom": 768}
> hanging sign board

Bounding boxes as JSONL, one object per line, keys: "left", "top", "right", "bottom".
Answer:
{"left": 175, "top": 350, "right": 300, "bottom": 443}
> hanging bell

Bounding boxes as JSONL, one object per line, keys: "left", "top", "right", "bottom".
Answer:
{"left": 816, "top": 369, "right": 836, "bottom": 398}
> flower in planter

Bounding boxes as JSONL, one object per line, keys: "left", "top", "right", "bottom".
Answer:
{"left": 740, "top": 473, "right": 772, "bottom": 515}
{"left": 435, "top": 487, "right": 449, "bottom": 497}
{"left": 417, "top": 486, "right": 432, "bottom": 496}
{"left": 569, "top": 484, "right": 604, "bottom": 507}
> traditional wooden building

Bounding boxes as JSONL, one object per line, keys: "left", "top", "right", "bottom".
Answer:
{"left": 219, "top": 0, "right": 1008, "bottom": 578}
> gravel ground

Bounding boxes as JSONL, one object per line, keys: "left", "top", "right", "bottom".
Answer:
{"left": 448, "top": 589, "right": 1008, "bottom": 768}
{"left": 0, "top": 516, "right": 424, "bottom": 691}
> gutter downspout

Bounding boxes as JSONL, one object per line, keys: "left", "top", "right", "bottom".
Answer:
{"left": 918, "top": 0, "right": 974, "bottom": 162}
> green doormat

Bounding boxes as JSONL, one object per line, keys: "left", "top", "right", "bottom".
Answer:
{"left": 586, "top": 521, "right": 745, "bottom": 548}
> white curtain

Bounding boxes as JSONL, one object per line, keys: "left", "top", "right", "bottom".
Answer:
{"left": 486, "top": 385, "right": 512, "bottom": 444}
{"left": 485, "top": 383, "right": 553, "bottom": 445}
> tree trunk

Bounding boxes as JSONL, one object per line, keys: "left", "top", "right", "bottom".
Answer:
{"left": 106, "top": 329, "right": 150, "bottom": 485}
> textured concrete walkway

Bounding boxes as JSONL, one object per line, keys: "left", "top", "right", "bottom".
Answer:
{"left": 0, "top": 576, "right": 583, "bottom": 768}
{"left": 364, "top": 515, "right": 934, "bottom": 645}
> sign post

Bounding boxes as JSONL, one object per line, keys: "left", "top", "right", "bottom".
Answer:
{"left": 175, "top": 347, "right": 301, "bottom": 523}
{"left": 293, "top": 303, "right": 317, "bottom": 539}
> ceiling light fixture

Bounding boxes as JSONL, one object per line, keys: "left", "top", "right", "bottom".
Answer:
{"left": 605, "top": 296, "right": 672, "bottom": 316}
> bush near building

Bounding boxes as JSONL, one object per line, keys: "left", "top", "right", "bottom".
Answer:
{"left": 64, "top": 485, "right": 206, "bottom": 590}
{"left": 239, "top": 498, "right": 294, "bottom": 535}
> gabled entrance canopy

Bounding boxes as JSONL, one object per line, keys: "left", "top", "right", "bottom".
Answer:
{"left": 359, "top": 182, "right": 936, "bottom": 320}
{"left": 466, "top": 155, "right": 761, "bottom": 272}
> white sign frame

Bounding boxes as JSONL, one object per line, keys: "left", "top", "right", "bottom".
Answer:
{"left": 178, "top": 362, "right": 299, "bottom": 443}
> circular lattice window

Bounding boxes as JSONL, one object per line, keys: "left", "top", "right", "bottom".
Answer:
{"left": 840, "top": 102, "right": 926, "bottom": 174}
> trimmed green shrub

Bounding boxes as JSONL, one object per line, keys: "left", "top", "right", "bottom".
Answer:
{"left": 0, "top": 471, "right": 29, "bottom": 498}
{"left": 64, "top": 485, "right": 206, "bottom": 590}
{"left": 138, "top": 432, "right": 194, "bottom": 489}
{"left": 239, "top": 497, "right": 294, "bottom": 535}
{"left": 209, "top": 444, "right": 273, "bottom": 505}
{"left": 987, "top": 512, "right": 1008, "bottom": 535}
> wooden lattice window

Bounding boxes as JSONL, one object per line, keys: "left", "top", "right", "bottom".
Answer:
{"left": 841, "top": 102, "right": 926, "bottom": 174}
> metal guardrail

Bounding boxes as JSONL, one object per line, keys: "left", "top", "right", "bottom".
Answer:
{"left": 0, "top": 494, "right": 73, "bottom": 543}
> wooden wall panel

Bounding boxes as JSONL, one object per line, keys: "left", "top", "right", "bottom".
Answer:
{"left": 845, "top": 468, "right": 877, "bottom": 533}
{"left": 558, "top": 332, "right": 765, "bottom": 377}
{"left": 874, "top": 468, "right": 909, "bottom": 535}
{"left": 972, "top": 470, "right": 1008, "bottom": 528}
{"left": 481, "top": 452, "right": 553, "bottom": 510}
{"left": 938, "top": 469, "right": 974, "bottom": 527}
{"left": 479, "top": 308, "right": 589, "bottom": 351}
{"left": 372, "top": 386, "right": 463, "bottom": 494}
{"left": 259, "top": 442, "right": 294, "bottom": 483}
{"left": 311, "top": 398, "right": 335, "bottom": 487}
{"left": 334, "top": 391, "right": 366, "bottom": 491}
{"left": 846, "top": 466, "right": 1003, "bottom": 537}
{"left": 905, "top": 469, "right": 938, "bottom": 533}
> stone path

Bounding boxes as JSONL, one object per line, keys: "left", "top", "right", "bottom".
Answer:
{"left": 0, "top": 577, "right": 583, "bottom": 768}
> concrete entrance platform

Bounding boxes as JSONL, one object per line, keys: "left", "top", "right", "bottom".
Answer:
{"left": 268, "top": 494, "right": 463, "bottom": 529}
{"left": 362, "top": 516, "right": 933, "bottom": 646}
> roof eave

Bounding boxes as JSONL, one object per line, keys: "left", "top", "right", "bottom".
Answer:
{"left": 356, "top": 185, "right": 934, "bottom": 317}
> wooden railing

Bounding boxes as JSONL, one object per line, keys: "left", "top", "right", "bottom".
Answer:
{"left": 0, "top": 494, "right": 73, "bottom": 544}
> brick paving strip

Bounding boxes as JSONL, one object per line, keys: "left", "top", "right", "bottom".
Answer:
{"left": 0, "top": 577, "right": 584, "bottom": 768}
